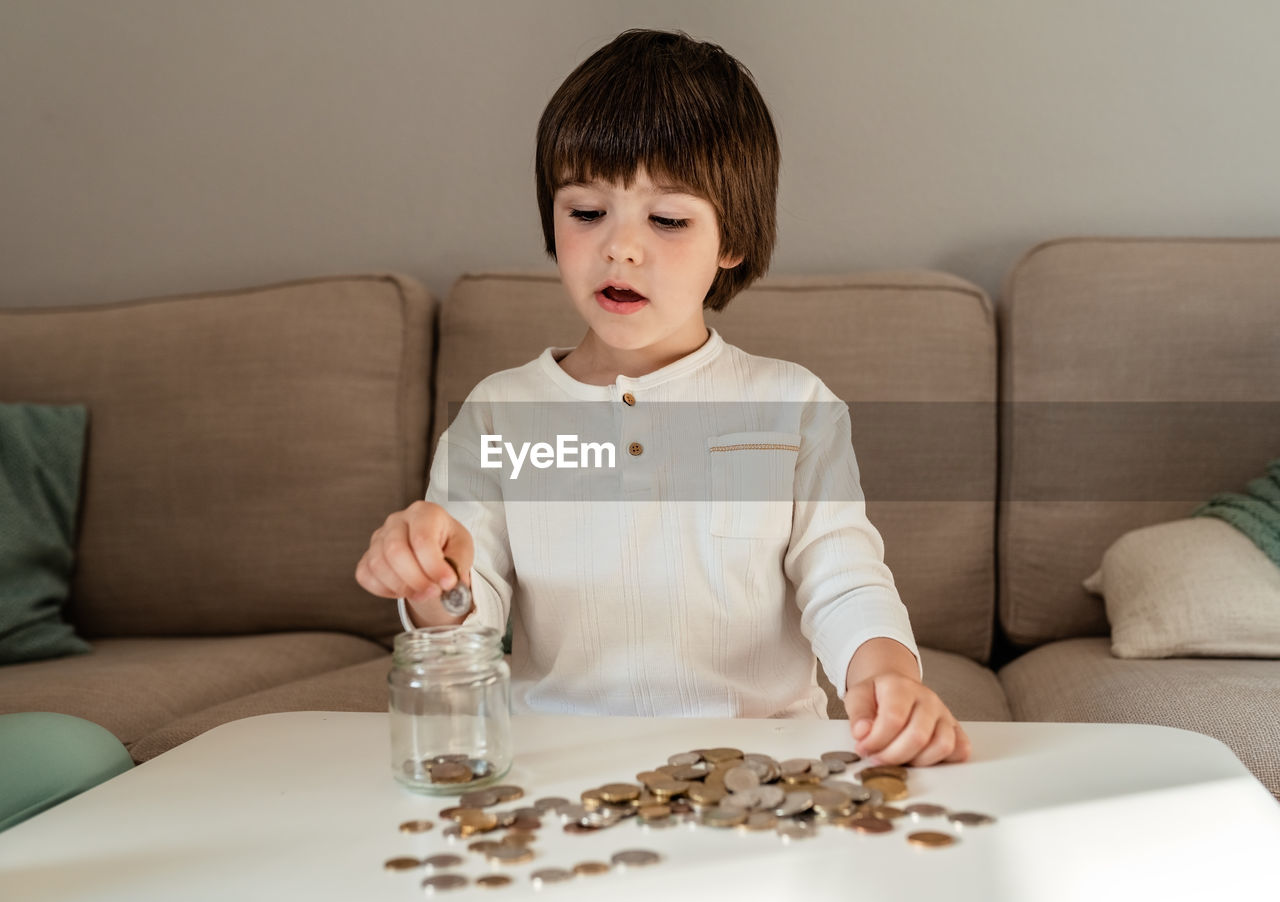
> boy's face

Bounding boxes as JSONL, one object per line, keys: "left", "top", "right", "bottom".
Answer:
{"left": 552, "top": 165, "right": 742, "bottom": 363}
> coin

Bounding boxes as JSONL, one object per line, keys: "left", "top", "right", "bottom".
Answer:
{"left": 423, "top": 853, "right": 464, "bottom": 870}
{"left": 668, "top": 751, "right": 703, "bottom": 766}
{"left": 861, "top": 775, "right": 908, "bottom": 801}
{"left": 723, "top": 766, "right": 760, "bottom": 793}
{"left": 865, "top": 805, "right": 906, "bottom": 820}
{"left": 511, "top": 815, "right": 541, "bottom": 831}
{"left": 438, "top": 807, "right": 468, "bottom": 822}
{"left": 573, "top": 861, "right": 612, "bottom": 876}
{"left": 905, "top": 803, "right": 948, "bottom": 818}
{"left": 702, "top": 808, "right": 748, "bottom": 828}
{"left": 612, "top": 849, "right": 662, "bottom": 867}
{"left": 908, "top": 831, "right": 957, "bottom": 848}
{"left": 779, "top": 758, "right": 811, "bottom": 777}
{"left": 489, "top": 785, "right": 524, "bottom": 803}
{"left": 638, "top": 803, "right": 672, "bottom": 820}
{"left": 486, "top": 845, "right": 534, "bottom": 865}
{"left": 534, "top": 796, "right": 569, "bottom": 814}
{"left": 649, "top": 779, "right": 691, "bottom": 799}
{"left": 809, "top": 788, "right": 851, "bottom": 815}
{"left": 383, "top": 856, "right": 422, "bottom": 871}
{"left": 475, "top": 874, "right": 512, "bottom": 888}
{"left": 467, "top": 840, "right": 503, "bottom": 855}
{"left": 776, "top": 820, "right": 817, "bottom": 840}
{"left": 850, "top": 816, "right": 893, "bottom": 834}
{"left": 949, "top": 811, "right": 996, "bottom": 827}
{"left": 686, "top": 784, "right": 726, "bottom": 806}
{"left": 858, "top": 765, "right": 909, "bottom": 781}
{"left": 774, "top": 790, "right": 813, "bottom": 818}
{"left": 430, "top": 762, "right": 472, "bottom": 784}
{"left": 531, "top": 868, "right": 575, "bottom": 886}
{"left": 742, "top": 811, "right": 778, "bottom": 831}
{"left": 422, "top": 874, "right": 469, "bottom": 893}
{"left": 459, "top": 790, "right": 499, "bottom": 808}
{"left": 668, "top": 764, "right": 707, "bottom": 782}
{"left": 822, "top": 750, "right": 860, "bottom": 764}
{"left": 821, "top": 780, "right": 871, "bottom": 804}
{"left": 702, "top": 747, "right": 744, "bottom": 763}
{"left": 399, "top": 819, "right": 434, "bottom": 833}
{"left": 455, "top": 810, "right": 498, "bottom": 835}
{"left": 501, "top": 830, "right": 537, "bottom": 846}
{"left": 580, "top": 788, "right": 607, "bottom": 810}
{"left": 599, "top": 782, "right": 642, "bottom": 803}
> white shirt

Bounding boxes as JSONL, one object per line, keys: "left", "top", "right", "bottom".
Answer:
{"left": 400, "top": 328, "right": 920, "bottom": 718}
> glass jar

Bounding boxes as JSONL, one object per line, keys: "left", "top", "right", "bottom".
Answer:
{"left": 388, "top": 626, "right": 512, "bottom": 794}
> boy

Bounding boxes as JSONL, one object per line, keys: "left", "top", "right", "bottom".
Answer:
{"left": 356, "top": 29, "right": 969, "bottom": 767}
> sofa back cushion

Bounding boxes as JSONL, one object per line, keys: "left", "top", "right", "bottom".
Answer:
{"left": 999, "top": 238, "right": 1280, "bottom": 646}
{"left": 434, "top": 271, "right": 997, "bottom": 662}
{"left": 0, "top": 274, "right": 431, "bottom": 641}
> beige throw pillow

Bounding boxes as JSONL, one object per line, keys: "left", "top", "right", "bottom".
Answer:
{"left": 1083, "top": 518, "right": 1280, "bottom": 659}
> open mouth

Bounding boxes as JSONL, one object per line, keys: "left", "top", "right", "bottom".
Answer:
{"left": 602, "top": 286, "right": 646, "bottom": 303}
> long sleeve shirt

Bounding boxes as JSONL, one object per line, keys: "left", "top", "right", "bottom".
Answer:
{"left": 399, "top": 328, "right": 920, "bottom": 718}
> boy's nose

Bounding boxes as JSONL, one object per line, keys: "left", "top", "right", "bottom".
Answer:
{"left": 604, "top": 223, "right": 644, "bottom": 265}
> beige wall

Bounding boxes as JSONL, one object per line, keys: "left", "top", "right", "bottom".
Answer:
{"left": 1, "top": 0, "right": 1277, "bottom": 309}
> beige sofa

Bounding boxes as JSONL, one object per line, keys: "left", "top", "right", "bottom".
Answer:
{"left": 1, "top": 238, "right": 1276, "bottom": 798}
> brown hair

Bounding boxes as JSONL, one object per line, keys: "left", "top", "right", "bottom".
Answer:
{"left": 535, "top": 29, "right": 779, "bottom": 311}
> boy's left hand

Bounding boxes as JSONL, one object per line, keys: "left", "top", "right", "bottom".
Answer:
{"left": 843, "top": 639, "right": 971, "bottom": 766}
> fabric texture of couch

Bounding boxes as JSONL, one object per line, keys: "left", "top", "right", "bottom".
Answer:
{"left": 1, "top": 239, "right": 1275, "bottom": 799}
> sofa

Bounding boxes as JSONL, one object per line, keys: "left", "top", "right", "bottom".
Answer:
{"left": 1, "top": 237, "right": 1276, "bottom": 799}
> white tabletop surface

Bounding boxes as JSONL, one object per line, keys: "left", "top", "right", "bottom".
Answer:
{"left": 2, "top": 712, "right": 1278, "bottom": 902}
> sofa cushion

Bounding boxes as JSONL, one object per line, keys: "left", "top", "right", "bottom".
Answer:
{"left": 1084, "top": 517, "right": 1280, "bottom": 658}
{"left": 0, "top": 633, "right": 387, "bottom": 747}
{"left": 999, "top": 637, "right": 1280, "bottom": 798}
{"left": 999, "top": 238, "right": 1280, "bottom": 646}
{"left": 0, "top": 274, "right": 431, "bottom": 641}
{"left": 128, "top": 654, "right": 391, "bottom": 762}
{"left": 436, "top": 271, "right": 997, "bottom": 663}
{"left": 0, "top": 403, "right": 91, "bottom": 664}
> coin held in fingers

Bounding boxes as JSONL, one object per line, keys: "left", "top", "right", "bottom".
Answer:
{"left": 440, "top": 557, "right": 472, "bottom": 616}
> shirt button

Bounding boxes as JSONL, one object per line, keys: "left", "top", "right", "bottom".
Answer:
{"left": 628, "top": 442, "right": 643, "bottom": 457}
{"left": 622, "top": 392, "right": 636, "bottom": 406}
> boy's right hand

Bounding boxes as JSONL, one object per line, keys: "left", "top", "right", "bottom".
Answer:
{"left": 355, "top": 501, "right": 475, "bottom": 627}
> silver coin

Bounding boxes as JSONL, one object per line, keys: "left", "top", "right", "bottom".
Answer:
{"left": 744, "top": 811, "right": 779, "bottom": 831}
{"left": 558, "top": 803, "right": 588, "bottom": 822}
{"left": 806, "top": 760, "right": 830, "bottom": 780}
{"left": 423, "top": 854, "right": 464, "bottom": 870}
{"left": 821, "top": 779, "right": 872, "bottom": 804}
{"left": 422, "top": 874, "right": 469, "bottom": 893}
{"left": 611, "top": 849, "right": 662, "bottom": 868}
{"left": 486, "top": 845, "right": 534, "bottom": 864}
{"left": 862, "top": 788, "right": 885, "bottom": 808}
{"left": 755, "top": 785, "right": 785, "bottom": 810}
{"left": 779, "top": 758, "right": 811, "bottom": 777}
{"left": 949, "top": 811, "right": 996, "bottom": 827}
{"left": 583, "top": 808, "right": 623, "bottom": 828}
{"left": 492, "top": 810, "right": 517, "bottom": 828}
{"left": 530, "top": 868, "right": 575, "bottom": 886}
{"left": 777, "top": 820, "right": 817, "bottom": 840}
{"left": 668, "top": 751, "right": 703, "bottom": 766}
{"left": 719, "top": 790, "right": 758, "bottom": 812}
{"left": 774, "top": 790, "right": 813, "bottom": 818}
{"left": 533, "top": 796, "right": 569, "bottom": 814}
{"left": 458, "top": 790, "right": 499, "bottom": 808}
{"left": 724, "top": 766, "right": 760, "bottom": 794}
{"left": 819, "top": 753, "right": 848, "bottom": 773}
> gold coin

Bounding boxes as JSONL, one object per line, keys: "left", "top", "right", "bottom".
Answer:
{"left": 581, "top": 788, "right": 607, "bottom": 810}
{"left": 636, "top": 770, "right": 668, "bottom": 787}
{"left": 648, "top": 779, "right": 690, "bottom": 800}
{"left": 438, "top": 807, "right": 469, "bottom": 822}
{"left": 501, "top": 830, "right": 537, "bottom": 846}
{"left": 861, "top": 776, "right": 908, "bottom": 801}
{"left": 702, "top": 747, "right": 744, "bottom": 764}
{"left": 599, "top": 782, "right": 642, "bottom": 803}
{"left": 455, "top": 810, "right": 499, "bottom": 834}
{"left": 638, "top": 803, "right": 672, "bottom": 820}
{"left": 686, "top": 784, "right": 727, "bottom": 806}
{"left": 858, "top": 765, "right": 909, "bottom": 781}
{"left": 467, "top": 840, "right": 502, "bottom": 854}
{"left": 908, "top": 831, "right": 957, "bottom": 848}
{"left": 865, "top": 805, "right": 907, "bottom": 820}
{"left": 399, "top": 819, "right": 434, "bottom": 833}
{"left": 475, "top": 874, "right": 513, "bottom": 889}
{"left": 668, "top": 764, "right": 708, "bottom": 782}
{"left": 489, "top": 785, "right": 525, "bottom": 803}
{"left": 384, "top": 856, "right": 422, "bottom": 871}
{"left": 851, "top": 816, "right": 894, "bottom": 834}
{"left": 702, "top": 808, "right": 747, "bottom": 828}
{"left": 573, "top": 861, "right": 612, "bottom": 876}
{"left": 808, "top": 788, "right": 850, "bottom": 814}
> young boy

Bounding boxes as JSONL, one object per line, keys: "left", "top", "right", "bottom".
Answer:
{"left": 356, "top": 29, "right": 969, "bottom": 767}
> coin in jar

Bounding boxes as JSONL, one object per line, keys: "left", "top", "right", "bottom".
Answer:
{"left": 611, "top": 849, "right": 662, "bottom": 868}
{"left": 421, "top": 873, "right": 469, "bottom": 893}
{"left": 430, "top": 762, "right": 472, "bottom": 784}
{"left": 908, "top": 831, "right": 957, "bottom": 848}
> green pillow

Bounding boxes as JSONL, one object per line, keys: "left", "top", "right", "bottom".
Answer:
{"left": 0, "top": 403, "right": 92, "bottom": 664}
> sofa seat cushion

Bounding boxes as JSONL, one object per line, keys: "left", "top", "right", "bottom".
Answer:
{"left": 999, "top": 637, "right": 1279, "bottom": 798}
{"left": 129, "top": 655, "right": 391, "bottom": 761}
{"left": 0, "top": 633, "right": 388, "bottom": 748}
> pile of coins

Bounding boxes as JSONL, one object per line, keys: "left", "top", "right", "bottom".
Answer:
{"left": 385, "top": 747, "right": 997, "bottom": 891}
{"left": 401, "top": 754, "right": 499, "bottom": 787}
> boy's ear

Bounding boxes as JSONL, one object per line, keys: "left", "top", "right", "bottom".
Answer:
{"left": 719, "top": 252, "right": 744, "bottom": 269}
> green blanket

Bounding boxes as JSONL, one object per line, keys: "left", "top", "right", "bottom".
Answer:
{"left": 1193, "top": 457, "right": 1280, "bottom": 568}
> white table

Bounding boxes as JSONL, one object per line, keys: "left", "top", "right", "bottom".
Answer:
{"left": 2, "top": 712, "right": 1277, "bottom": 901}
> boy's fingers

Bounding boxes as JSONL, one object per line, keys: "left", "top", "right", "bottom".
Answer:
{"left": 855, "top": 681, "right": 914, "bottom": 757}
{"left": 943, "top": 724, "right": 972, "bottom": 763}
{"left": 907, "top": 719, "right": 958, "bottom": 767}
{"left": 867, "top": 704, "right": 936, "bottom": 765}
{"left": 440, "top": 527, "right": 476, "bottom": 590}
{"left": 843, "top": 681, "right": 877, "bottom": 743}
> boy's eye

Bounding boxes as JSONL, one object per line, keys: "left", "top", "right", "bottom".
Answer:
{"left": 567, "top": 209, "right": 690, "bottom": 230}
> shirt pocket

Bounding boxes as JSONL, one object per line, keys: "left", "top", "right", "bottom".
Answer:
{"left": 707, "top": 432, "right": 802, "bottom": 539}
